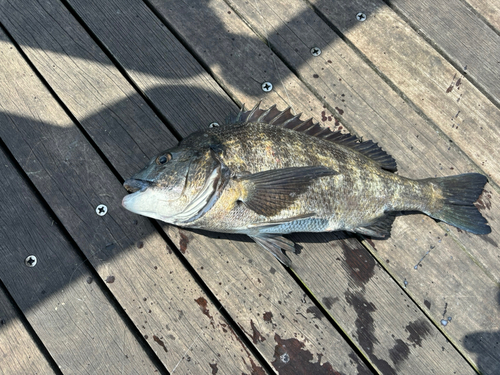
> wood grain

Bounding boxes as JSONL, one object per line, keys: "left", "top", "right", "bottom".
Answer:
{"left": 148, "top": 0, "right": 500, "bottom": 373}
{"left": 0, "top": 283, "right": 57, "bottom": 375}
{"left": 466, "top": 0, "right": 500, "bottom": 32}
{"left": 0, "top": 0, "right": 370, "bottom": 372}
{"left": 0, "top": 145, "right": 163, "bottom": 373}
{"left": 0, "top": 26, "right": 265, "bottom": 374}
{"left": 386, "top": 0, "right": 500, "bottom": 103}
{"left": 143, "top": 0, "right": 485, "bottom": 373}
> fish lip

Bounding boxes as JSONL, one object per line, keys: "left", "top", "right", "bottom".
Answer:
{"left": 123, "top": 178, "right": 151, "bottom": 193}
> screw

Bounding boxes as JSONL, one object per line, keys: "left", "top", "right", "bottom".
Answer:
{"left": 209, "top": 122, "right": 220, "bottom": 128}
{"left": 96, "top": 204, "right": 108, "bottom": 216}
{"left": 310, "top": 47, "right": 322, "bottom": 56}
{"left": 25, "top": 255, "right": 37, "bottom": 267}
{"left": 356, "top": 12, "right": 367, "bottom": 21}
{"left": 261, "top": 82, "right": 273, "bottom": 92}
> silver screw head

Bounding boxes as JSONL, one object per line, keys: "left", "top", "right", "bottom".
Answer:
{"left": 96, "top": 204, "right": 108, "bottom": 216}
{"left": 261, "top": 82, "right": 273, "bottom": 92}
{"left": 209, "top": 122, "right": 220, "bottom": 128}
{"left": 310, "top": 47, "right": 322, "bottom": 56}
{"left": 356, "top": 12, "right": 367, "bottom": 21}
{"left": 25, "top": 255, "right": 37, "bottom": 267}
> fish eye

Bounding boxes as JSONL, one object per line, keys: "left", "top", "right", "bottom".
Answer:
{"left": 156, "top": 153, "right": 172, "bottom": 165}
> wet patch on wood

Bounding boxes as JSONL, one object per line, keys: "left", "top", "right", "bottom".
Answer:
{"left": 341, "top": 242, "right": 376, "bottom": 288}
{"left": 271, "top": 334, "right": 341, "bottom": 374}
{"left": 406, "top": 319, "right": 432, "bottom": 347}
{"left": 306, "top": 305, "right": 324, "bottom": 320}
{"left": 389, "top": 339, "right": 410, "bottom": 367}
{"left": 322, "top": 296, "right": 339, "bottom": 309}
{"left": 345, "top": 290, "right": 396, "bottom": 375}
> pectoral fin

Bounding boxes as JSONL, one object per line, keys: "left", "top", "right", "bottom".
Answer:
{"left": 249, "top": 233, "right": 297, "bottom": 267}
{"left": 238, "top": 166, "right": 337, "bottom": 217}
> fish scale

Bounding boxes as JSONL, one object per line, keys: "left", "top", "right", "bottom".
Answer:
{"left": 122, "top": 103, "right": 490, "bottom": 266}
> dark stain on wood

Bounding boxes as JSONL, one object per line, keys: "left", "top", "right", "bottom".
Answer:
{"left": 250, "top": 319, "right": 266, "bottom": 344}
{"left": 475, "top": 190, "right": 492, "bottom": 211}
{"left": 263, "top": 311, "right": 273, "bottom": 322}
{"left": 365, "top": 238, "right": 376, "bottom": 250}
{"left": 247, "top": 358, "right": 266, "bottom": 375}
{"left": 322, "top": 296, "right": 339, "bottom": 309}
{"left": 152, "top": 335, "right": 168, "bottom": 353}
{"left": 195, "top": 297, "right": 211, "bottom": 318}
{"left": 345, "top": 290, "right": 396, "bottom": 375}
{"left": 341, "top": 243, "right": 376, "bottom": 287}
{"left": 86, "top": 276, "right": 93, "bottom": 284}
{"left": 389, "top": 339, "right": 410, "bottom": 366}
{"left": 270, "top": 267, "right": 276, "bottom": 274}
{"left": 424, "top": 299, "right": 431, "bottom": 309}
{"left": 306, "top": 305, "right": 324, "bottom": 320}
{"left": 335, "top": 107, "right": 344, "bottom": 115}
{"left": 195, "top": 296, "right": 215, "bottom": 329}
{"left": 136, "top": 241, "right": 144, "bottom": 249}
{"left": 105, "top": 275, "right": 115, "bottom": 283}
{"left": 406, "top": 318, "right": 432, "bottom": 347}
{"left": 209, "top": 362, "right": 218, "bottom": 374}
{"left": 228, "top": 323, "right": 266, "bottom": 375}
{"left": 179, "top": 231, "right": 190, "bottom": 254}
{"left": 271, "top": 333, "right": 342, "bottom": 374}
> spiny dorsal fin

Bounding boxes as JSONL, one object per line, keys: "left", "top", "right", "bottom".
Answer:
{"left": 231, "top": 103, "right": 397, "bottom": 172}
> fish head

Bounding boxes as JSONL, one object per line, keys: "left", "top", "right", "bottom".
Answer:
{"left": 122, "top": 134, "right": 221, "bottom": 224}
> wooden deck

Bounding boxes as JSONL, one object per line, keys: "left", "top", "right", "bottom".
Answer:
{"left": 1, "top": 0, "right": 499, "bottom": 373}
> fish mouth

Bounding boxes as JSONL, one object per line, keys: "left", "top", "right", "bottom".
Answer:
{"left": 123, "top": 178, "right": 151, "bottom": 193}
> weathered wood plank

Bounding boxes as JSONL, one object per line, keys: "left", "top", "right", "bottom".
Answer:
{"left": 0, "top": 283, "right": 57, "bottom": 375}
{"left": 0, "top": 145, "right": 164, "bottom": 374}
{"left": 92, "top": 0, "right": 486, "bottom": 372}
{"left": 466, "top": 0, "right": 500, "bottom": 32}
{"left": 306, "top": 0, "right": 500, "bottom": 186}
{"left": 147, "top": 0, "right": 500, "bottom": 373}
{"left": 0, "top": 27, "right": 265, "bottom": 374}
{"left": 0, "top": 0, "right": 371, "bottom": 372}
{"left": 385, "top": 0, "right": 500, "bottom": 103}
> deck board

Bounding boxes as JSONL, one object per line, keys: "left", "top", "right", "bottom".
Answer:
{"left": 385, "top": 0, "right": 500, "bottom": 103}
{"left": 149, "top": 0, "right": 500, "bottom": 372}
{"left": 0, "top": 142, "right": 163, "bottom": 374}
{"left": 1, "top": 0, "right": 369, "bottom": 372}
{"left": 465, "top": 0, "right": 500, "bottom": 32}
{"left": 1, "top": 0, "right": 499, "bottom": 373}
{"left": 147, "top": 0, "right": 489, "bottom": 373}
{"left": 0, "top": 23, "right": 265, "bottom": 373}
{"left": 0, "top": 283, "right": 57, "bottom": 375}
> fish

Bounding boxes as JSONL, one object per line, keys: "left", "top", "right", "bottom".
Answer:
{"left": 122, "top": 103, "right": 491, "bottom": 266}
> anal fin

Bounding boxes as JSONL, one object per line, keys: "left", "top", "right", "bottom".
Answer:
{"left": 249, "top": 234, "right": 297, "bottom": 267}
{"left": 353, "top": 212, "right": 396, "bottom": 239}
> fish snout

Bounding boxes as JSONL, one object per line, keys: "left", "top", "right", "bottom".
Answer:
{"left": 123, "top": 178, "right": 150, "bottom": 193}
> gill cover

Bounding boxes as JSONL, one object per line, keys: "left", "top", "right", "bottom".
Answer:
{"left": 122, "top": 141, "right": 229, "bottom": 225}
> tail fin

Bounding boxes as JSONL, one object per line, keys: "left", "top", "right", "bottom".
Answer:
{"left": 426, "top": 173, "right": 490, "bottom": 234}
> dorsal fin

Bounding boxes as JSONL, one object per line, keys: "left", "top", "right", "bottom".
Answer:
{"left": 231, "top": 103, "right": 397, "bottom": 172}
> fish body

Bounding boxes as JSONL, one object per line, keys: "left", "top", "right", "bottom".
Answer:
{"left": 123, "top": 104, "right": 490, "bottom": 266}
